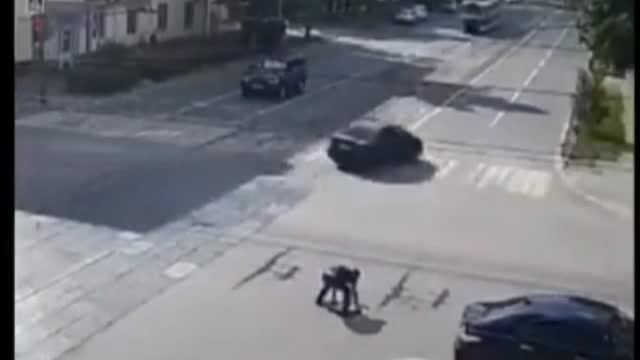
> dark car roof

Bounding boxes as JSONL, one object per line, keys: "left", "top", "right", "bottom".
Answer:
{"left": 476, "top": 294, "right": 625, "bottom": 329}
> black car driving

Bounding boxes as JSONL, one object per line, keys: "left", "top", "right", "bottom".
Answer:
{"left": 240, "top": 56, "right": 307, "bottom": 99}
{"left": 455, "top": 294, "right": 634, "bottom": 360}
{"left": 327, "top": 122, "right": 423, "bottom": 172}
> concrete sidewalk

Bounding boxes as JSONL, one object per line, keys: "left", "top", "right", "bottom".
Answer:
{"left": 562, "top": 162, "right": 634, "bottom": 218}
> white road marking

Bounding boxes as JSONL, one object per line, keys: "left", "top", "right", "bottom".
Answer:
{"left": 174, "top": 90, "right": 239, "bottom": 116}
{"left": 495, "top": 166, "right": 513, "bottom": 185}
{"left": 118, "top": 231, "right": 142, "bottom": 240}
{"left": 490, "top": 111, "right": 506, "bottom": 127}
{"left": 475, "top": 165, "right": 500, "bottom": 188}
{"left": 465, "top": 163, "right": 487, "bottom": 184}
{"left": 505, "top": 170, "right": 527, "bottom": 194}
{"left": 301, "top": 148, "right": 326, "bottom": 162}
{"left": 408, "top": 13, "right": 557, "bottom": 132}
{"left": 435, "top": 159, "right": 457, "bottom": 179}
{"left": 164, "top": 262, "right": 198, "bottom": 279}
{"left": 120, "top": 241, "right": 153, "bottom": 256}
{"left": 135, "top": 130, "right": 181, "bottom": 138}
{"left": 489, "top": 23, "right": 570, "bottom": 128}
{"left": 526, "top": 171, "right": 552, "bottom": 198}
{"left": 523, "top": 67, "right": 540, "bottom": 87}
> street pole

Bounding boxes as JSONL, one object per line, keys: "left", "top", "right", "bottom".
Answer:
{"left": 35, "top": 13, "right": 48, "bottom": 105}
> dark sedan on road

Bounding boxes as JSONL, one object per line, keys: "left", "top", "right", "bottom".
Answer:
{"left": 455, "top": 294, "right": 634, "bottom": 360}
{"left": 240, "top": 56, "right": 307, "bottom": 99}
{"left": 327, "top": 122, "right": 423, "bottom": 172}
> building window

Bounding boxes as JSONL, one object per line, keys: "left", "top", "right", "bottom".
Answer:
{"left": 184, "top": 1, "right": 194, "bottom": 30}
{"left": 127, "top": 9, "right": 137, "bottom": 34}
{"left": 61, "top": 29, "right": 71, "bottom": 52}
{"left": 28, "top": 0, "right": 44, "bottom": 14}
{"left": 157, "top": 3, "right": 168, "bottom": 31}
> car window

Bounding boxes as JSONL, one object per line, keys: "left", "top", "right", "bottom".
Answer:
{"left": 262, "top": 59, "right": 286, "bottom": 70}
{"left": 518, "top": 320, "right": 610, "bottom": 354}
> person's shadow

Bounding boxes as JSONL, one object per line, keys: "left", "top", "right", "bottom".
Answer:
{"left": 326, "top": 306, "right": 387, "bottom": 336}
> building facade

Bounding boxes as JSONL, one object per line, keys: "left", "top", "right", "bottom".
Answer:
{"left": 15, "top": 0, "right": 40, "bottom": 63}
{"left": 23, "top": 0, "right": 234, "bottom": 68}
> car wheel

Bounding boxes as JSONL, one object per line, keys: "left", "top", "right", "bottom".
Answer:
{"left": 297, "top": 80, "right": 305, "bottom": 94}
{"left": 241, "top": 87, "right": 251, "bottom": 98}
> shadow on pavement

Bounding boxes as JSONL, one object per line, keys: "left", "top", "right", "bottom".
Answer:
{"left": 355, "top": 159, "right": 438, "bottom": 184}
{"left": 418, "top": 80, "right": 548, "bottom": 115}
{"left": 15, "top": 126, "right": 297, "bottom": 233}
{"left": 342, "top": 313, "right": 387, "bottom": 335}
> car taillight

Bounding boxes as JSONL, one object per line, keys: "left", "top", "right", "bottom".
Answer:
{"left": 457, "top": 326, "right": 482, "bottom": 344}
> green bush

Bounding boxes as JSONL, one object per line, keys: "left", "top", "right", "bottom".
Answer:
{"left": 590, "top": 84, "right": 626, "bottom": 144}
{"left": 65, "top": 64, "right": 141, "bottom": 95}
{"left": 571, "top": 70, "right": 627, "bottom": 161}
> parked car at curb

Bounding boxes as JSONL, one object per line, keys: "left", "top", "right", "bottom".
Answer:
{"left": 413, "top": 4, "right": 429, "bottom": 21}
{"left": 327, "top": 122, "right": 423, "bottom": 172}
{"left": 394, "top": 8, "right": 419, "bottom": 25}
{"left": 455, "top": 294, "right": 635, "bottom": 360}
{"left": 240, "top": 56, "right": 307, "bottom": 99}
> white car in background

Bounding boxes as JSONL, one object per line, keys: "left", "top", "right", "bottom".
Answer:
{"left": 413, "top": 4, "right": 429, "bottom": 21}
{"left": 394, "top": 8, "right": 419, "bottom": 25}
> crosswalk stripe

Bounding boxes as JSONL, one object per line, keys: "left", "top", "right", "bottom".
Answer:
{"left": 524, "top": 171, "right": 551, "bottom": 198}
{"left": 494, "top": 166, "right": 513, "bottom": 186}
{"left": 435, "top": 160, "right": 457, "bottom": 179}
{"left": 465, "top": 163, "right": 487, "bottom": 184}
{"left": 475, "top": 165, "right": 500, "bottom": 189}
{"left": 505, "top": 170, "right": 528, "bottom": 194}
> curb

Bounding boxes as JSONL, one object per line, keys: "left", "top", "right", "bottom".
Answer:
{"left": 555, "top": 112, "right": 633, "bottom": 218}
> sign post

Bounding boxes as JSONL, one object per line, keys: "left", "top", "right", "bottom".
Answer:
{"left": 30, "top": 1, "right": 48, "bottom": 105}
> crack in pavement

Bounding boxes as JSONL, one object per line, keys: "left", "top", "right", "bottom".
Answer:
{"left": 232, "top": 247, "right": 293, "bottom": 289}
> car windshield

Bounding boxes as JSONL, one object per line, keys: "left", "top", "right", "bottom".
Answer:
{"left": 340, "top": 124, "right": 380, "bottom": 142}
{"left": 259, "top": 59, "right": 286, "bottom": 70}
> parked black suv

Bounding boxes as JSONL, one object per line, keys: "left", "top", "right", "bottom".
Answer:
{"left": 240, "top": 56, "right": 307, "bottom": 99}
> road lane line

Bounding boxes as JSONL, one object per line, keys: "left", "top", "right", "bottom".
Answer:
{"left": 409, "top": 11, "right": 558, "bottom": 131}
{"left": 523, "top": 67, "right": 540, "bottom": 87}
{"left": 490, "top": 111, "right": 506, "bottom": 127}
{"left": 489, "top": 25, "right": 570, "bottom": 128}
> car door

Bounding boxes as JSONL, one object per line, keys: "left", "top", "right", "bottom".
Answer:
{"left": 516, "top": 321, "right": 572, "bottom": 360}
{"left": 516, "top": 320, "right": 612, "bottom": 360}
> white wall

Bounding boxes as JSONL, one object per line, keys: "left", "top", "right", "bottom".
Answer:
{"left": 100, "top": 5, "right": 156, "bottom": 46}
{"left": 15, "top": 0, "right": 34, "bottom": 63}
{"left": 151, "top": 0, "right": 206, "bottom": 42}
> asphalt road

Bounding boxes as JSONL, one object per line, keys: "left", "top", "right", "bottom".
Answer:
{"left": 16, "top": 4, "right": 634, "bottom": 360}
{"left": 16, "top": 6, "right": 541, "bottom": 233}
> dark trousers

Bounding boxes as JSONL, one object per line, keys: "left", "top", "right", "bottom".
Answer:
{"left": 316, "top": 275, "right": 351, "bottom": 313}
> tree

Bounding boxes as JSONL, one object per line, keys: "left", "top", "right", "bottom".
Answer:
{"left": 573, "top": 0, "right": 634, "bottom": 76}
